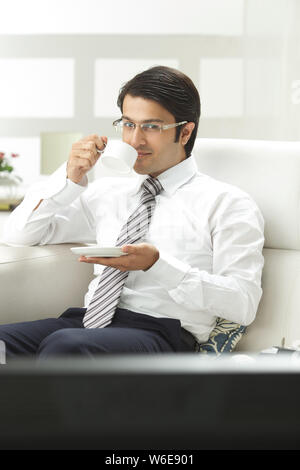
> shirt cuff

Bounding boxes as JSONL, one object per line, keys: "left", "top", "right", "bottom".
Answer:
{"left": 145, "top": 250, "right": 190, "bottom": 290}
{"left": 15, "top": 163, "right": 87, "bottom": 230}
{"left": 50, "top": 177, "right": 87, "bottom": 206}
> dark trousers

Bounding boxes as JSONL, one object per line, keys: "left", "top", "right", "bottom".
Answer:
{"left": 0, "top": 307, "right": 196, "bottom": 361}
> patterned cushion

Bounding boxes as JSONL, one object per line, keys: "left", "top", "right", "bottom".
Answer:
{"left": 195, "top": 318, "right": 246, "bottom": 355}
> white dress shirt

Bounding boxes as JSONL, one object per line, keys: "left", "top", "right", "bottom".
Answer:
{"left": 3, "top": 155, "right": 264, "bottom": 343}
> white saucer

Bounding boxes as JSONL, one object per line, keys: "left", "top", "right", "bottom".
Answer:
{"left": 70, "top": 246, "right": 127, "bottom": 257}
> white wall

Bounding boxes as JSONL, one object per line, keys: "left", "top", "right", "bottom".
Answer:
{"left": 0, "top": 0, "right": 299, "bottom": 178}
{"left": 0, "top": 0, "right": 244, "bottom": 35}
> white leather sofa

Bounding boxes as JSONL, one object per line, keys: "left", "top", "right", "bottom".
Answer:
{"left": 1, "top": 137, "right": 300, "bottom": 353}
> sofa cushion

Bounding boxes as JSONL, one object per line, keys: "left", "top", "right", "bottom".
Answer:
{"left": 195, "top": 318, "right": 246, "bottom": 354}
{"left": 0, "top": 243, "right": 94, "bottom": 325}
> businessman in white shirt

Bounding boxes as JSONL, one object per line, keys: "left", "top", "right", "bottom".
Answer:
{"left": 1, "top": 66, "right": 264, "bottom": 360}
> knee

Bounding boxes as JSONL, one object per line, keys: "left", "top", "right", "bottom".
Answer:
{"left": 37, "top": 329, "right": 87, "bottom": 358}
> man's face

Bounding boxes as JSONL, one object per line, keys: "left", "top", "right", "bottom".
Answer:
{"left": 121, "top": 94, "right": 187, "bottom": 177}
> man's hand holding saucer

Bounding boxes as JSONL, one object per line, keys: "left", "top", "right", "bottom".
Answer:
{"left": 79, "top": 242, "right": 159, "bottom": 272}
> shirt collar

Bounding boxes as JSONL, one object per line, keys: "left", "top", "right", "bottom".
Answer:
{"left": 131, "top": 154, "right": 198, "bottom": 196}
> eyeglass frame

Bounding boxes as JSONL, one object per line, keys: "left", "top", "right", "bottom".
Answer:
{"left": 112, "top": 118, "right": 188, "bottom": 134}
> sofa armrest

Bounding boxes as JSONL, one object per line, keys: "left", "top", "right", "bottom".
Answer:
{"left": 0, "top": 243, "right": 94, "bottom": 325}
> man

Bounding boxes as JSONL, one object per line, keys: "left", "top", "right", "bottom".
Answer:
{"left": 2, "top": 66, "right": 264, "bottom": 359}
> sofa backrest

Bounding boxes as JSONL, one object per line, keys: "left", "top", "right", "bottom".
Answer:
{"left": 193, "top": 138, "right": 300, "bottom": 351}
{"left": 193, "top": 138, "right": 300, "bottom": 250}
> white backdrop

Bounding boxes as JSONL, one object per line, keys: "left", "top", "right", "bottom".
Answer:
{"left": 0, "top": 0, "right": 299, "bottom": 179}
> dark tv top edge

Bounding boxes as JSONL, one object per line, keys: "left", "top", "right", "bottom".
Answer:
{"left": 1, "top": 353, "right": 300, "bottom": 375}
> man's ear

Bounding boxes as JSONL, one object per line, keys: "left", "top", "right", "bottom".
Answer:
{"left": 181, "top": 122, "right": 195, "bottom": 145}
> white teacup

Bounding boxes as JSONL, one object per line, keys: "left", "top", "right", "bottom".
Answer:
{"left": 100, "top": 140, "right": 137, "bottom": 174}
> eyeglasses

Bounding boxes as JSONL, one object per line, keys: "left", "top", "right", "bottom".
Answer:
{"left": 112, "top": 118, "right": 188, "bottom": 134}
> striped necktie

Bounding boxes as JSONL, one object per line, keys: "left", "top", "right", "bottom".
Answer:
{"left": 83, "top": 176, "right": 163, "bottom": 329}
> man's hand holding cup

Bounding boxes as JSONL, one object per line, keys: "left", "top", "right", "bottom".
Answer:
{"left": 67, "top": 134, "right": 107, "bottom": 184}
